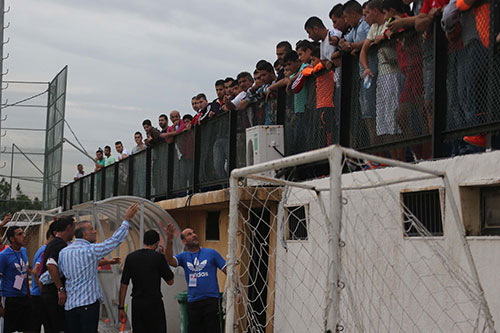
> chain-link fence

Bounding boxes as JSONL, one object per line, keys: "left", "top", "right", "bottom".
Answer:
{"left": 198, "top": 112, "right": 230, "bottom": 187}
{"left": 172, "top": 129, "right": 194, "bottom": 194}
{"left": 60, "top": 10, "right": 500, "bottom": 209}
{"left": 132, "top": 150, "right": 147, "bottom": 197}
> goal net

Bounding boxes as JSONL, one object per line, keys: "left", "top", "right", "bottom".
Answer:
{"left": 224, "top": 145, "right": 495, "bottom": 332}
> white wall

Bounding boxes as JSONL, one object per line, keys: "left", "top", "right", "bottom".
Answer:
{"left": 272, "top": 151, "right": 500, "bottom": 332}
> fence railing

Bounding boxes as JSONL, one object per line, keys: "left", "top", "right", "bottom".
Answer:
{"left": 59, "top": 15, "right": 500, "bottom": 210}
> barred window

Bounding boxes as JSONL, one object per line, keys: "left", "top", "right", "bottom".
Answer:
{"left": 402, "top": 189, "right": 443, "bottom": 237}
{"left": 286, "top": 205, "right": 308, "bottom": 241}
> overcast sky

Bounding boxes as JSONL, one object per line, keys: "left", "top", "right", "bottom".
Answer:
{"left": 1, "top": 0, "right": 339, "bottom": 200}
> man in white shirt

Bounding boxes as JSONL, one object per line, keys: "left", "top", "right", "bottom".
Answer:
{"left": 304, "top": 16, "right": 342, "bottom": 66}
{"left": 73, "top": 164, "right": 86, "bottom": 181}
{"left": 115, "top": 141, "right": 130, "bottom": 161}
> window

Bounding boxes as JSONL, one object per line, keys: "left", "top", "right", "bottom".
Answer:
{"left": 285, "top": 205, "right": 308, "bottom": 241}
{"left": 481, "top": 187, "right": 500, "bottom": 235}
{"left": 205, "top": 211, "right": 220, "bottom": 241}
{"left": 402, "top": 189, "right": 443, "bottom": 237}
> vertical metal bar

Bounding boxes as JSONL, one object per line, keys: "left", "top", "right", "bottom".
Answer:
{"left": 79, "top": 178, "right": 83, "bottom": 205}
{"left": 225, "top": 174, "right": 239, "bottom": 332}
{"left": 128, "top": 154, "right": 134, "bottom": 196}
{"left": 0, "top": 0, "right": 5, "bottom": 164}
{"left": 113, "top": 163, "right": 118, "bottom": 197}
{"left": 69, "top": 183, "right": 74, "bottom": 209}
{"left": 327, "top": 146, "right": 342, "bottom": 331}
{"left": 192, "top": 124, "right": 201, "bottom": 194}
{"left": 101, "top": 168, "right": 106, "bottom": 201}
{"left": 167, "top": 142, "right": 174, "bottom": 199}
{"left": 339, "top": 54, "right": 353, "bottom": 147}
{"left": 90, "top": 173, "right": 95, "bottom": 202}
{"left": 228, "top": 109, "right": 238, "bottom": 178}
{"left": 145, "top": 147, "right": 152, "bottom": 200}
{"left": 431, "top": 19, "right": 448, "bottom": 158}
{"left": 9, "top": 143, "right": 13, "bottom": 200}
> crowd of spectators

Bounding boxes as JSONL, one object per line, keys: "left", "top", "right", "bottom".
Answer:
{"left": 74, "top": 0, "right": 494, "bottom": 181}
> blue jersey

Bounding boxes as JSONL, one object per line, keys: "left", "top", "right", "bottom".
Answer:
{"left": 0, "top": 247, "right": 29, "bottom": 297}
{"left": 30, "top": 245, "right": 46, "bottom": 296}
{"left": 175, "top": 248, "right": 226, "bottom": 302}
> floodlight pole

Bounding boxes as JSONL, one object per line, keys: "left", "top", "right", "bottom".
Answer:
{"left": 0, "top": 0, "right": 5, "bottom": 163}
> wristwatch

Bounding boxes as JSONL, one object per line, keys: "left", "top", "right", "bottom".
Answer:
{"left": 118, "top": 306, "right": 125, "bottom": 310}
{"left": 58, "top": 286, "right": 65, "bottom": 292}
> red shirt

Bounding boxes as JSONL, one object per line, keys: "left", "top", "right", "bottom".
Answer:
{"left": 420, "top": 0, "right": 449, "bottom": 14}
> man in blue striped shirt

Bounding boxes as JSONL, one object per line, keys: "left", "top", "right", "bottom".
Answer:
{"left": 58, "top": 203, "right": 139, "bottom": 333}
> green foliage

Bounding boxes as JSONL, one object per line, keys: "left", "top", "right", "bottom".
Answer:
{"left": 0, "top": 178, "right": 42, "bottom": 217}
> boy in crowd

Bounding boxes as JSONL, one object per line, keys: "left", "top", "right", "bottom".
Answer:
{"left": 361, "top": 0, "right": 405, "bottom": 160}
{"left": 208, "top": 79, "right": 225, "bottom": 117}
{"left": 284, "top": 50, "right": 308, "bottom": 154}
{"left": 192, "top": 93, "right": 212, "bottom": 125}
{"left": 104, "top": 145, "right": 116, "bottom": 166}
{"left": 94, "top": 148, "right": 106, "bottom": 172}
{"left": 341, "top": 0, "right": 376, "bottom": 145}
{"left": 143, "top": 119, "right": 162, "bottom": 147}
{"left": 244, "top": 60, "right": 278, "bottom": 125}
{"left": 132, "top": 131, "right": 145, "bottom": 154}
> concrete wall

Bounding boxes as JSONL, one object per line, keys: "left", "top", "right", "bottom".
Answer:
{"left": 270, "top": 151, "right": 500, "bottom": 332}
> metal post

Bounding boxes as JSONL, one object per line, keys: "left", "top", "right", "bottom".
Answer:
{"left": 113, "top": 163, "right": 118, "bottom": 197}
{"left": 431, "top": 19, "right": 448, "bottom": 158}
{"left": 339, "top": 55, "right": 353, "bottom": 147}
{"left": 128, "top": 155, "right": 134, "bottom": 196}
{"left": 327, "top": 146, "right": 342, "bottom": 332}
{"left": 101, "top": 168, "right": 106, "bottom": 201}
{"left": 167, "top": 142, "right": 174, "bottom": 198}
{"left": 192, "top": 124, "right": 201, "bottom": 194}
{"left": 90, "top": 173, "right": 95, "bottom": 202}
{"left": 145, "top": 147, "right": 152, "bottom": 199}
{"left": 227, "top": 109, "right": 238, "bottom": 176}
{"left": 0, "top": 0, "right": 5, "bottom": 161}
{"left": 8, "top": 143, "right": 12, "bottom": 199}
{"left": 225, "top": 175, "right": 239, "bottom": 332}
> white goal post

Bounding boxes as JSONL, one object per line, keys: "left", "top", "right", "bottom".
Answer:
{"left": 225, "top": 145, "right": 495, "bottom": 332}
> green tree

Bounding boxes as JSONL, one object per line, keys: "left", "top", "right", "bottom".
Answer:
{"left": 0, "top": 179, "right": 43, "bottom": 217}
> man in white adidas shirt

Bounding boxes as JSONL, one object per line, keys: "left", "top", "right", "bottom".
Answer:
{"left": 165, "top": 224, "right": 226, "bottom": 333}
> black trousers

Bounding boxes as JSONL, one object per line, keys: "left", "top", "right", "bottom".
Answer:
{"left": 31, "top": 295, "right": 44, "bottom": 333}
{"left": 41, "top": 284, "right": 68, "bottom": 333}
{"left": 65, "top": 301, "right": 100, "bottom": 333}
{"left": 187, "top": 297, "right": 220, "bottom": 333}
{"left": 131, "top": 297, "right": 167, "bottom": 333}
{"left": 3, "top": 296, "right": 33, "bottom": 333}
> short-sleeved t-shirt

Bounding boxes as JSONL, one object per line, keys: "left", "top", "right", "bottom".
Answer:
{"left": 40, "top": 237, "right": 67, "bottom": 279}
{"left": 320, "top": 29, "right": 342, "bottom": 61}
{"left": 31, "top": 244, "right": 46, "bottom": 296}
{"left": 175, "top": 248, "right": 226, "bottom": 302}
{"left": 0, "top": 247, "right": 29, "bottom": 297}
{"left": 96, "top": 158, "right": 106, "bottom": 167}
{"left": 104, "top": 156, "right": 116, "bottom": 166}
{"left": 291, "top": 63, "right": 310, "bottom": 114}
{"left": 121, "top": 249, "right": 174, "bottom": 299}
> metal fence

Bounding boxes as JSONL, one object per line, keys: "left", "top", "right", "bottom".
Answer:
{"left": 59, "top": 13, "right": 500, "bottom": 209}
